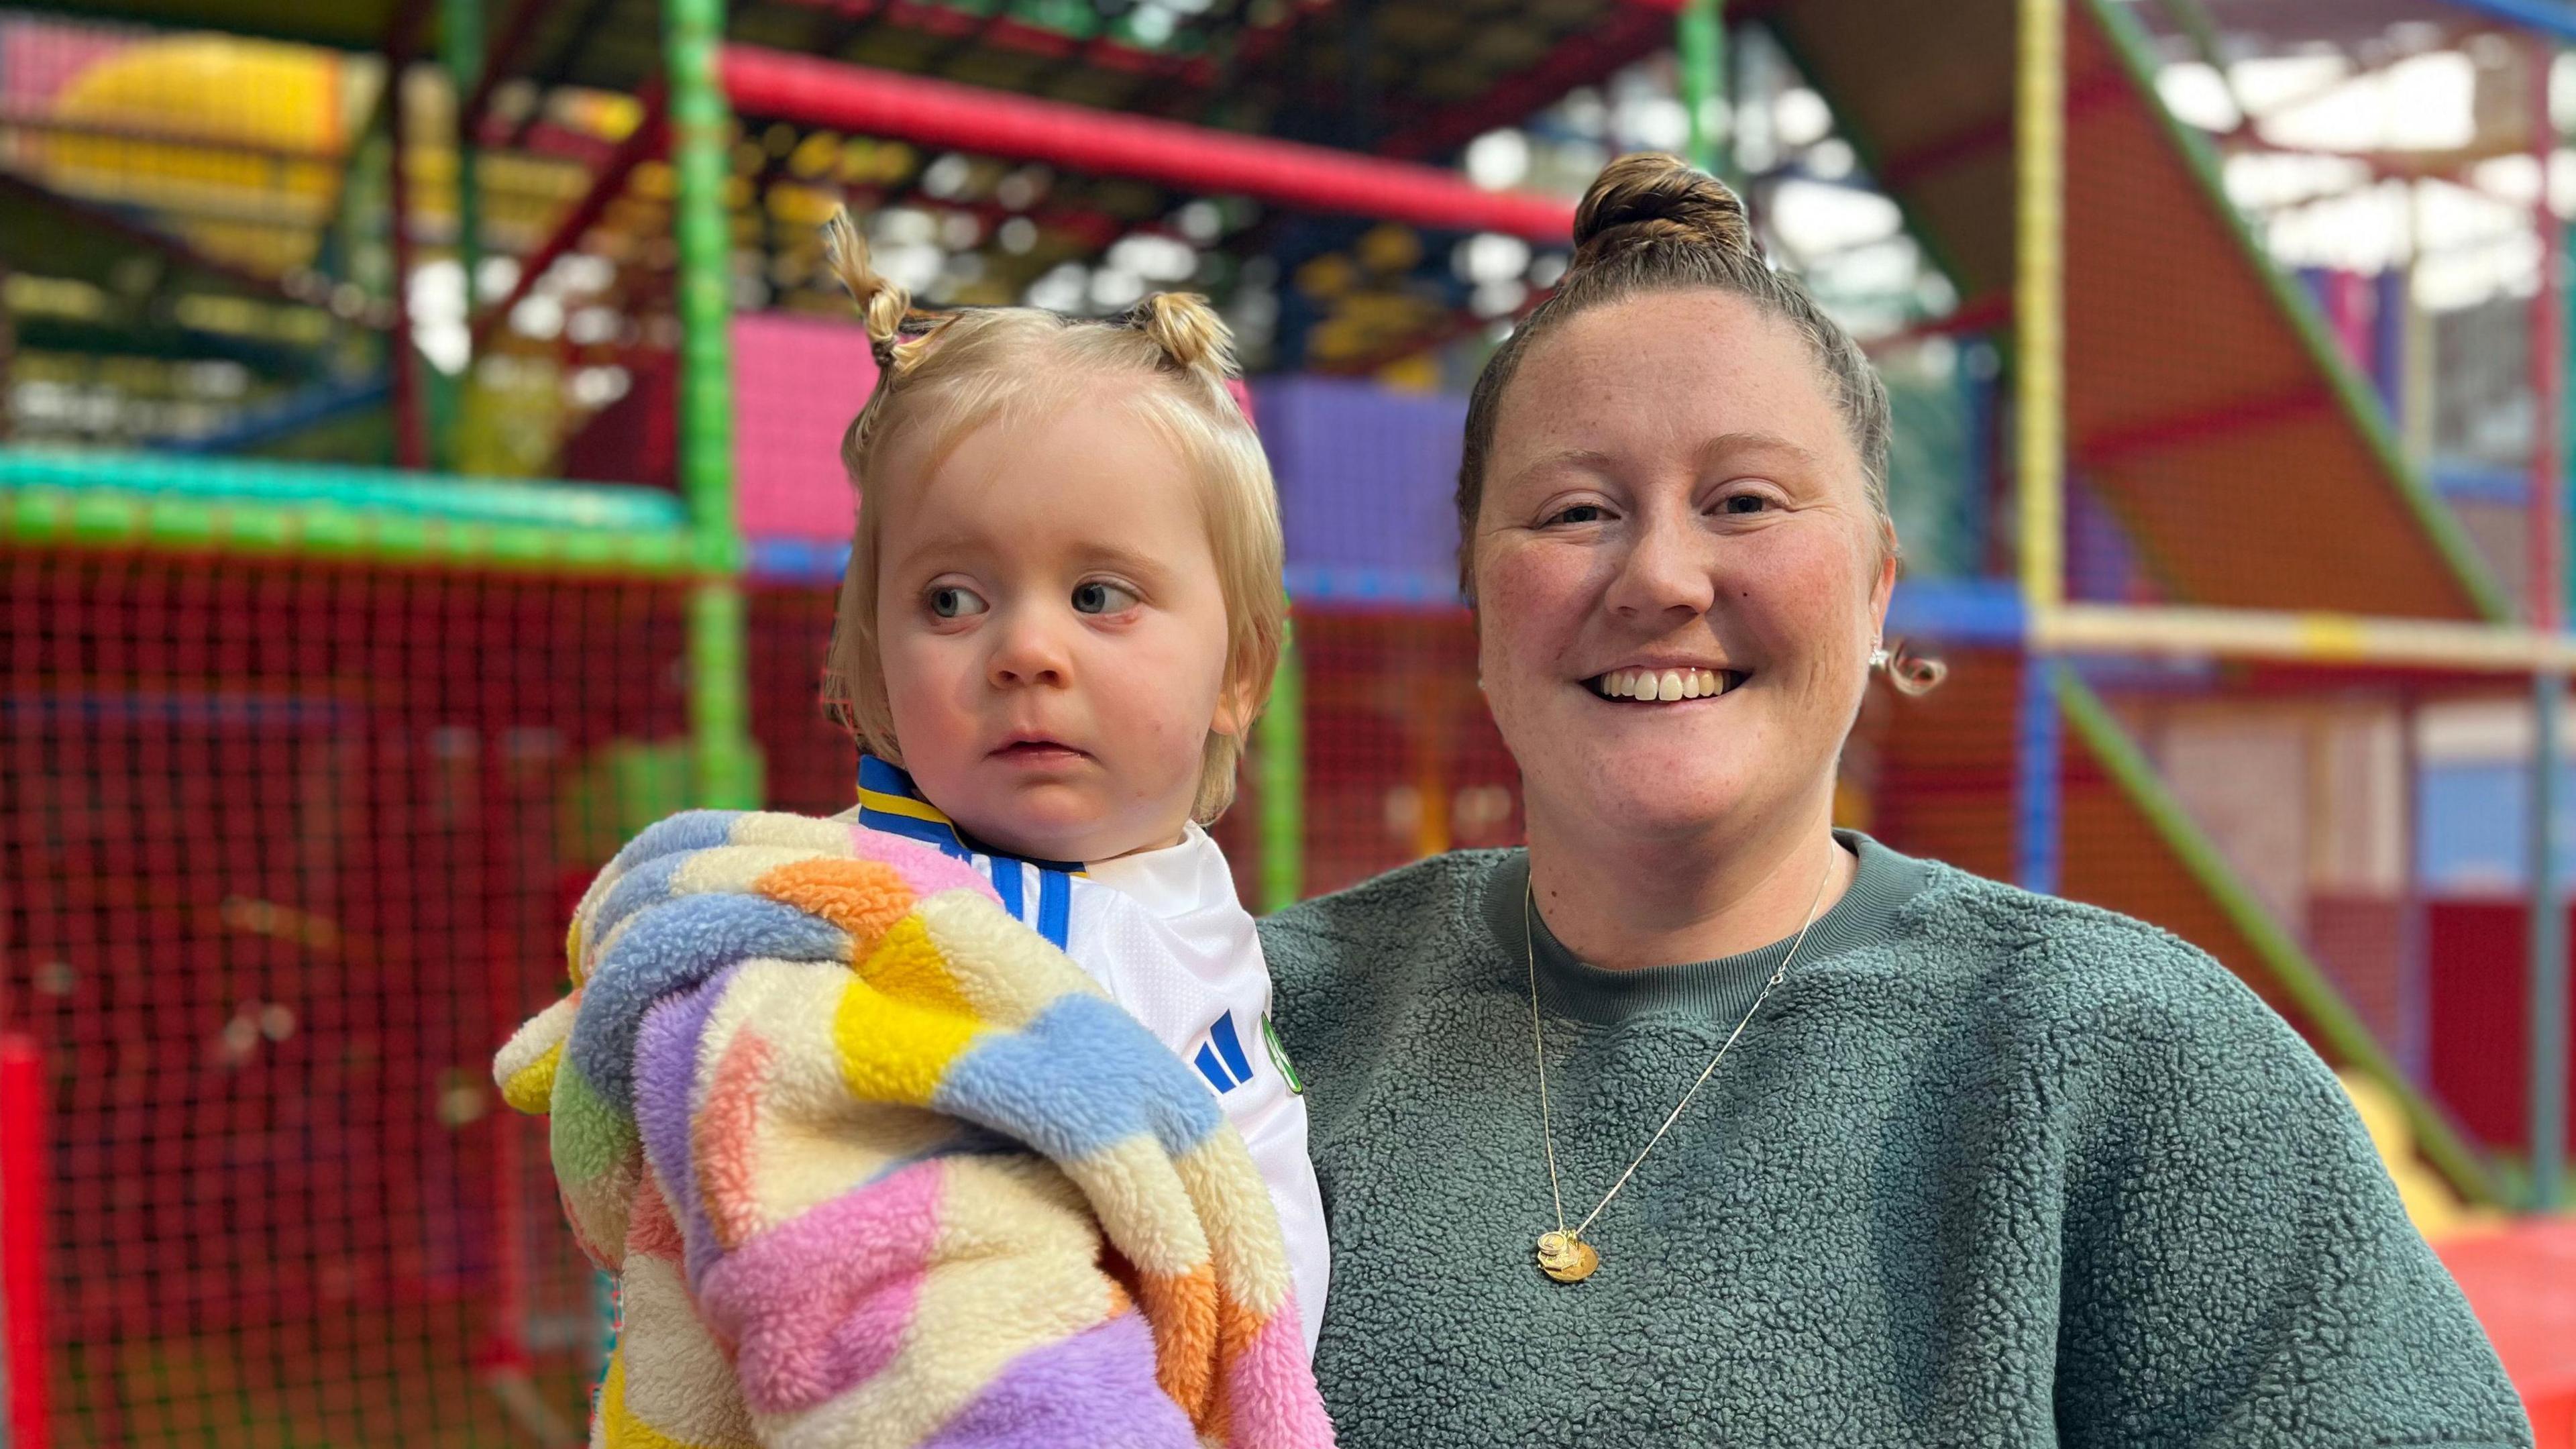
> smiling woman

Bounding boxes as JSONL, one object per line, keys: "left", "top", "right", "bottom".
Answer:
{"left": 1258, "top": 155, "right": 2534, "bottom": 1448}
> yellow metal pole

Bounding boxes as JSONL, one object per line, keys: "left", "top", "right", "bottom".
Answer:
{"left": 2015, "top": 0, "right": 2067, "bottom": 892}
{"left": 2035, "top": 602, "right": 2576, "bottom": 673}
{"left": 2017, "top": 0, "right": 2065, "bottom": 614}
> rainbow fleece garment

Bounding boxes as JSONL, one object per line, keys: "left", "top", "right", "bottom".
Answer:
{"left": 493, "top": 808, "right": 1332, "bottom": 1449}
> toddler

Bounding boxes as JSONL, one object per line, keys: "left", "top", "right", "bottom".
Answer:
{"left": 814, "top": 207, "right": 1329, "bottom": 1349}
{"left": 499, "top": 212, "right": 1331, "bottom": 1449}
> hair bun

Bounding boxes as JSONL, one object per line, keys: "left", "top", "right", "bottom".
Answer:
{"left": 821, "top": 206, "right": 919, "bottom": 367}
{"left": 1126, "top": 292, "right": 1238, "bottom": 378}
{"left": 1570, "top": 152, "right": 1756, "bottom": 270}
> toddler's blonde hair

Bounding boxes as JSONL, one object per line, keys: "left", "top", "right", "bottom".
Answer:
{"left": 818, "top": 210, "right": 1286, "bottom": 824}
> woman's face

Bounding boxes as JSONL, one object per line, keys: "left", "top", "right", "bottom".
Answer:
{"left": 1471, "top": 289, "right": 1896, "bottom": 848}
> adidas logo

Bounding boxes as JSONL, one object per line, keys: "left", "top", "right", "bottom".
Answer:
{"left": 1191, "top": 1012, "right": 1257, "bottom": 1094}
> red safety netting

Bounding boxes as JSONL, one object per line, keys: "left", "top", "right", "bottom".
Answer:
{"left": 1, "top": 550, "right": 688, "bottom": 1446}
{"left": 1294, "top": 609, "right": 1522, "bottom": 898}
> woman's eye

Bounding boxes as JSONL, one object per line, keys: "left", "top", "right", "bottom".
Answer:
{"left": 1548, "top": 504, "right": 1607, "bottom": 526}
{"left": 1071, "top": 581, "right": 1140, "bottom": 614}
{"left": 928, "top": 586, "right": 987, "bottom": 619}
{"left": 1720, "top": 494, "right": 1770, "bottom": 515}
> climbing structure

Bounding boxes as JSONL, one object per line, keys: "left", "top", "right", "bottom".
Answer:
{"left": 3, "top": 0, "right": 2573, "bottom": 1444}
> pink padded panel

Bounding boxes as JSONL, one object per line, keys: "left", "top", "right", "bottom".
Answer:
{"left": 730, "top": 311, "right": 1258, "bottom": 545}
{"left": 733, "top": 311, "right": 875, "bottom": 541}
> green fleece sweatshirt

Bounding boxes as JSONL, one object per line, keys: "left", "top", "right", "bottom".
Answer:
{"left": 1258, "top": 834, "right": 2530, "bottom": 1448}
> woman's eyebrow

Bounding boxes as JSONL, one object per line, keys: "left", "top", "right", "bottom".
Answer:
{"left": 1502, "top": 448, "right": 1621, "bottom": 487}
{"left": 1694, "top": 430, "right": 1823, "bottom": 468}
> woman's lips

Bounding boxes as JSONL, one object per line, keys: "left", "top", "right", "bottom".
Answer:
{"left": 1587, "top": 667, "right": 1746, "bottom": 702}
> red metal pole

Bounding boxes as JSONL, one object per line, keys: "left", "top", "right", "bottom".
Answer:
{"left": 718, "top": 46, "right": 1579, "bottom": 242}
{"left": 462, "top": 0, "right": 561, "bottom": 137}
{"left": 470, "top": 85, "right": 668, "bottom": 353}
{"left": 2529, "top": 34, "right": 2571, "bottom": 1214}
{"left": 0, "top": 1034, "right": 48, "bottom": 1449}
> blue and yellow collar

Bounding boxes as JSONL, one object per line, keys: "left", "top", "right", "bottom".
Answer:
{"left": 855, "top": 755, "right": 1088, "bottom": 874}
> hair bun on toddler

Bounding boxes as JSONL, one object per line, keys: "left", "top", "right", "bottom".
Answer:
{"left": 820, "top": 207, "right": 925, "bottom": 369}
{"left": 1571, "top": 152, "right": 1758, "bottom": 272}
{"left": 1122, "top": 292, "right": 1238, "bottom": 379}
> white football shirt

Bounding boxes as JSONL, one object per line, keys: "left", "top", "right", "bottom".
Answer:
{"left": 843, "top": 759, "right": 1330, "bottom": 1355}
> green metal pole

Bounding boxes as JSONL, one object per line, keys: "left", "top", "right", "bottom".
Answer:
{"left": 2555, "top": 203, "right": 2576, "bottom": 1211}
{"left": 668, "top": 0, "right": 758, "bottom": 809}
{"left": 2058, "top": 673, "right": 2502, "bottom": 1205}
{"left": 1678, "top": 0, "right": 1726, "bottom": 177}
{"left": 440, "top": 0, "right": 485, "bottom": 473}
{"left": 441, "top": 0, "right": 484, "bottom": 290}
{"left": 1258, "top": 614, "right": 1305, "bottom": 914}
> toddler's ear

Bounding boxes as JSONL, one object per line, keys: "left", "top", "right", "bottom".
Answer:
{"left": 1211, "top": 665, "right": 1264, "bottom": 740}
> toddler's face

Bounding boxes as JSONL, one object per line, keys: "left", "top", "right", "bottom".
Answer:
{"left": 873, "top": 395, "right": 1244, "bottom": 864}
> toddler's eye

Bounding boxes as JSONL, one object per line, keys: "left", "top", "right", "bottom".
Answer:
{"left": 928, "top": 586, "right": 988, "bottom": 619}
{"left": 1072, "top": 581, "right": 1140, "bottom": 614}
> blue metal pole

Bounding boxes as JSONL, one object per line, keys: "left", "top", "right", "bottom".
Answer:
{"left": 2017, "top": 656, "right": 2063, "bottom": 896}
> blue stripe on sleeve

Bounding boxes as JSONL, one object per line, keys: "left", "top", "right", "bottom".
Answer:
{"left": 1208, "top": 1011, "right": 1254, "bottom": 1085}
{"left": 1193, "top": 1042, "right": 1234, "bottom": 1092}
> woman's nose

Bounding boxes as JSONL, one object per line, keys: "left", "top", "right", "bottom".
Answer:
{"left": 1605, "top": 512, "right": 1717, "bottom": 621}
{"left": 987, "top": 608, "right": 1072, "bottom": 688}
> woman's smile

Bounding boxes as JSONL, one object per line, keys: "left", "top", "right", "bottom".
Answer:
{"left": 1586, "top": 666, "right": 1748, "bottom": 702}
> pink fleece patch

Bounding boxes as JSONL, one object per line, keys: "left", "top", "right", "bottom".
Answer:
{"left": 694, "top": 1158, "right": 944, "bottom": 1415}
{"left": 845, "top": 824, "right": 1000, "bottom": 904}
{"left": 1219, "top": 1301, "right": 1334, "bottom": 1449}
{"left": 629, "top": 1173, "right": 687, "bottom": 1264}
{"left": 696, "top": 1029, "right": 776, "bottom": 1253}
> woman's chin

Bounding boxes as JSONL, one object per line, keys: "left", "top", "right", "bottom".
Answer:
{"left": 1550, "top": 756, "right": 1760, "bottom": 840}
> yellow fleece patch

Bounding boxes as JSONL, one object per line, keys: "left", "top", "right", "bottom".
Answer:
{"left": 500, "top": 1040, "right": 562, "bottom": 1115}
{"left": 831, "top": 977, "right": 980, "bottom": 1106}
{"left": 857, "top": 915, "right": 977, "bottom": 1017}
{"left": 599, "top": 1350, "right": 729, "bottom": 1449}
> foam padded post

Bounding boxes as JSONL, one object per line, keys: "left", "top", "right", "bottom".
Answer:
{"left": 0, "top": 1034, "right": 46, "bottom": 1449}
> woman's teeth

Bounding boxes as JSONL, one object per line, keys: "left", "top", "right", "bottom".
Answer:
{"left": 1591, "top": 667, "right": 1738, "bottom": 702}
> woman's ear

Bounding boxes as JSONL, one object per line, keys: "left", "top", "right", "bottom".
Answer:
{"left": 1868, "top": 527, "right": 1899, "bottom": 637}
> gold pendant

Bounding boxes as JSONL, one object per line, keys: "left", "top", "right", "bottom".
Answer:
{"left": 1535, "top": 1230, "right": 1599, "bottom": 1283}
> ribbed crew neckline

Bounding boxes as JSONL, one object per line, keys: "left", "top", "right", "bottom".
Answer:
{"left": 1481, "top": 831, "right": 1931, "bottom": 1026}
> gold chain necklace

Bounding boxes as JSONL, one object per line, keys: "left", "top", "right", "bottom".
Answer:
{"left": 1525, "top": 851, "right": 1835, "bottom": 1284}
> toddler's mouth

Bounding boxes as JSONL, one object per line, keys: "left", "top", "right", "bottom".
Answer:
{"left": 992, "top": 737, "right": 1086, "bottom": 761}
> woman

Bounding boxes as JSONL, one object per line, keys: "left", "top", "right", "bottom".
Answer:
{"left": 1259, "top": 154, "right": 2530, "bottom": 1447}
